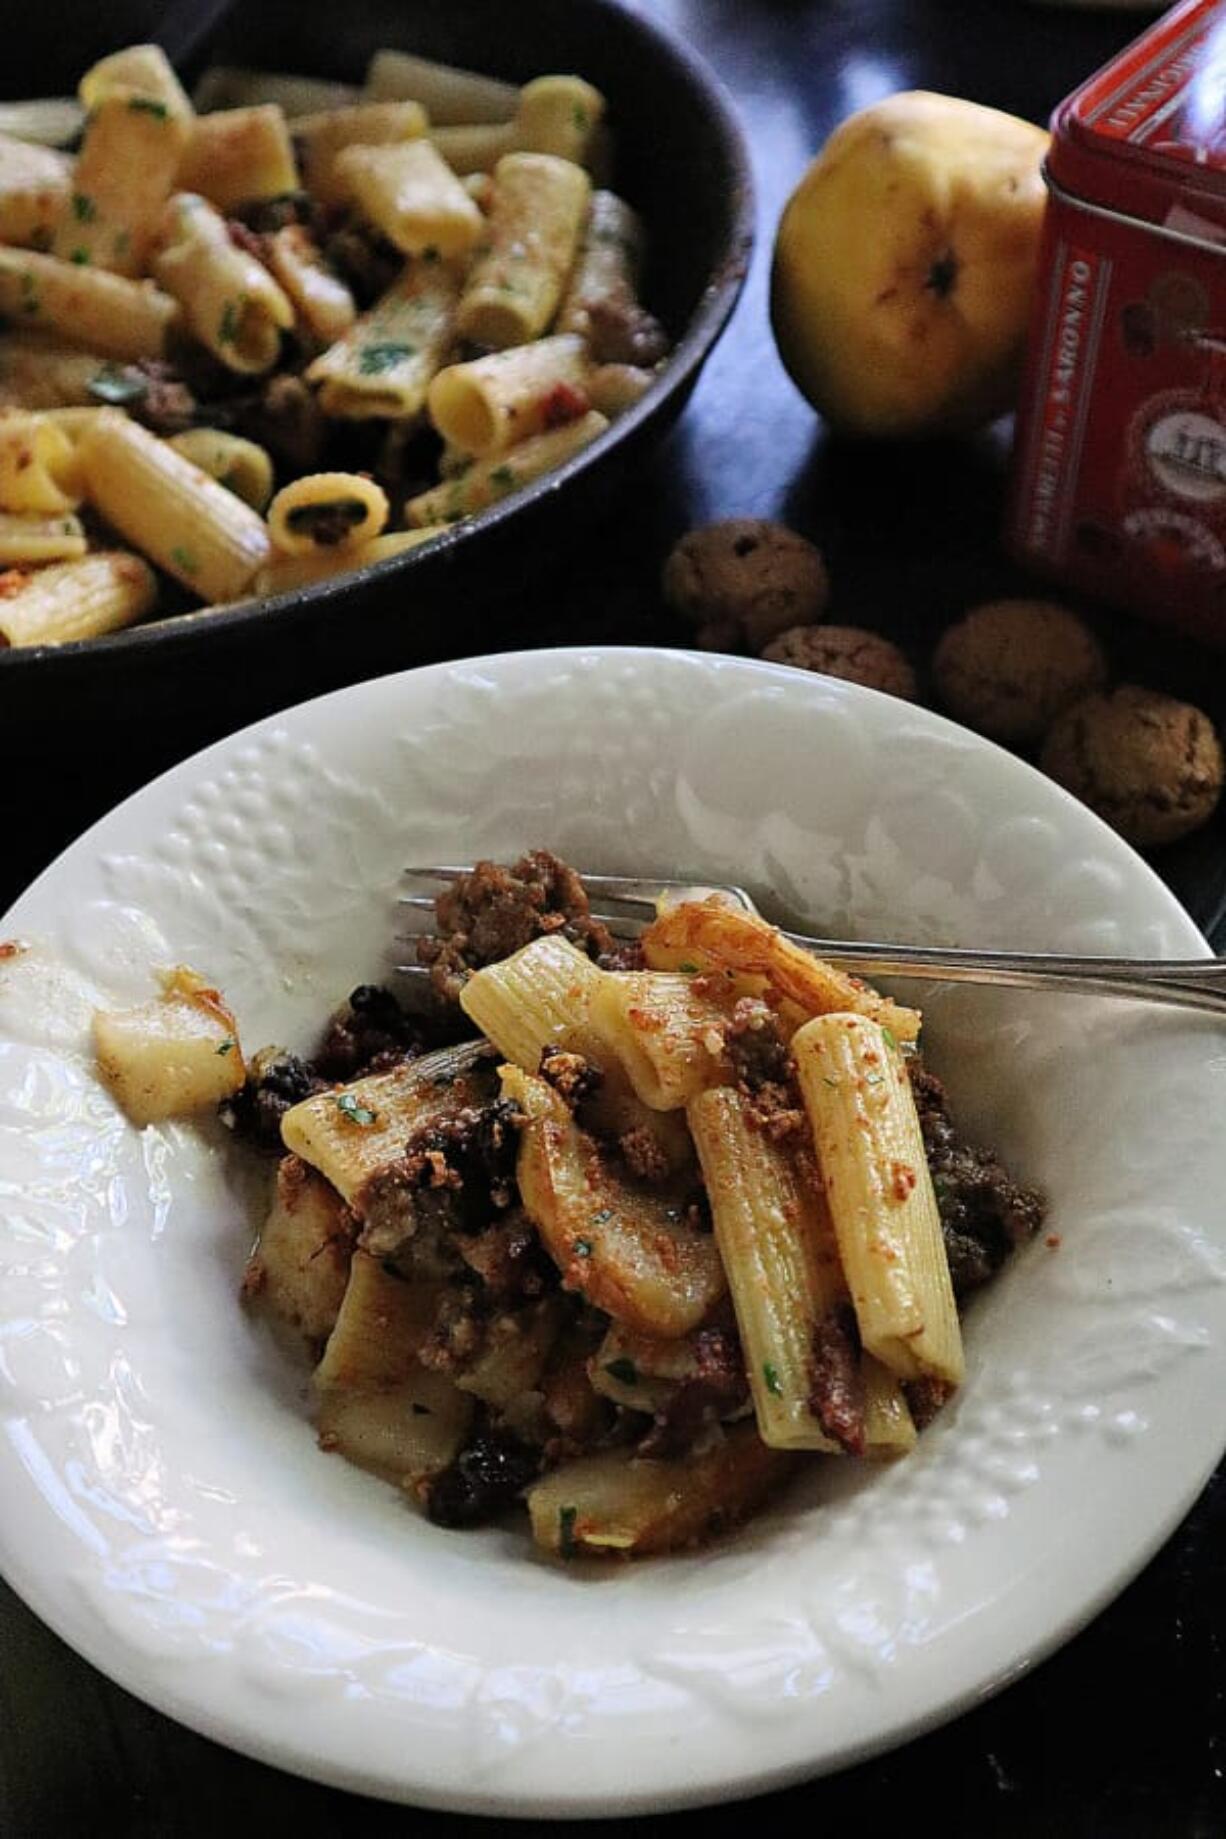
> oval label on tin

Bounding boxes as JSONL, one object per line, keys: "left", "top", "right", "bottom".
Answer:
{"left": 1145, "top": 408, "right": 1226, "bottom": 501}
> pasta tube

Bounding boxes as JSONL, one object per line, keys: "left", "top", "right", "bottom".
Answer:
{"left": 0, "top": 250, "right": 175, "bottom": 361}
{"left": 192, "top": 67, "right": 359, "bottom": 118}
{"left": 0, "top": 100, "right": 83, "bottom": 149}
{"left": 176, "top": 105, "right": 299, "bottom": 211}
{"left": 53, "top": 95, "right": 189, "bottom": 275}
{"left": 78, "top": 45, "right": 192, "bottom": 120}
{"left": 642, "top": 899, "right": 922, "bottom": 1045}
{"left": 0, "top": 134, "right": 70, "bottom": 246}
{"left": 280, "top": 1041, "right": 495, "bottom": 1208}
{"left": 253, "top": 527, "right": 445, "bottom": 595}
{"left": 503, "top": 1064, "right": 725, "bottom": 1340}
{"left": 363, "top": 50, "right": 518, "bottom": 124}
{"left": 336, "top": 138, "right": 483, "bottom": 259}
{"left": 458, "top": 933, "right": 607, "bottom": 1071}
{"left": 0, "top": 336, "right": 120, "bottom": 410}
{"left": 0, "top": 549, "right": 155, "bottom": 647}
{"left": 405, "top": 410, "right": 607, "bottom": 525}
{"left": 527, "top": 1423, "right": 793, "bottom": 1559}
{"left": 557, "top": 190, "right": 644, "bottom": 338}
{"left": 306, "top": 259, "right": 461, "bottom": 420}
{"left": 166, "top": 429, "right": 274, "bottom": 510}
{"left": 0, "top": 415, "right": 82, "bottom": 512}
{"left": 591, "top": 970, "right": 733, "bottom": 1110}
{"left": 427, "top": 334, "right": 590, "bottom": 458}
{"left": 689, "top": 1086, "right": 914, "bottom": 1455}
{"left": 267, "top": 471, "right": 389, "bottom": 556}
{"left": 294, "top": 100, "right": 427, "bottom": 209}
{"left": 516, "top": 76, "right": 606, "bottom": 166}
{"left": 0, "top": 510, "right": 86, "bottom": 564}
{"left": 428, "top": 123, "right": 518, "bottom": 178}
{"left": 586, "top": 363, "right": 654, "bottom": 417}
{"left": 456, "top": 153, "right": 591, "bottom": 348}
{"left": 794, "top": 1013, "right": 964, "bottom": 1387}
{"left": 263, "top": 225, "right": 356, "bottom": 345}
{"left": 78, "top": 412, "right": 271, "bottom": 601}
{"left": 153, "top": 193, "right": 293, "bottom": 373}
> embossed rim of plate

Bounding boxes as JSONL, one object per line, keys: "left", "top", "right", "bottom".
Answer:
{"left": 0, "top": 647, "right": 1224, "bottom": 1817}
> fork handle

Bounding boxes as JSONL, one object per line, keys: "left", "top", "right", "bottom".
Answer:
{"left": 781, "top": 935, "right": 1226, "bottom": 1017}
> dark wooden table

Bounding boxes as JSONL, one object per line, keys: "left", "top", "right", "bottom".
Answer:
{"left": 2, "top": 4, "right": 1224, "bottom": 1834}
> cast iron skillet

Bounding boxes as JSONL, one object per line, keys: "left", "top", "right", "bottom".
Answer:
{"left": 0, "top": 0, "right": 752, "bottom": 682}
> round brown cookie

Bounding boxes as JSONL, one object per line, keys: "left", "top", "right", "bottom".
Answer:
{"left": 1040, "top": 686, "right": 1224, "bottom": 848}
{"left": 933, "top": 599, "right": 1107, "bottom": 745}
{"left": 662, "top": 518, "right": 829, "bottom": 652}
{"left": 762, "top": 624, "right": 917, "bottom": 699}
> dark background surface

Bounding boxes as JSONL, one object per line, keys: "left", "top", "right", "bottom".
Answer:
{"left": 2, "top": 3, "right": 1225, "bottom": 1834}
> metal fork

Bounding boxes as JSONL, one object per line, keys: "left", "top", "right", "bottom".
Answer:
{"left": 396, "top": 866, "right": 1226, "bottom": 1018}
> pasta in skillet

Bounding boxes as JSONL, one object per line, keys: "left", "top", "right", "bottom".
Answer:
{"left": 0, "top": 44, "right": 669, "bottom": 647}
{"left": 90, "top": 853, "right": 1047, "bottom": 1562}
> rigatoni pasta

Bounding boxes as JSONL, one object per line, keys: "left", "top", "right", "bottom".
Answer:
{"left": 263, "top": 225, "right": 356, "bottom": 346}
{"left": 294, "top": 100, "right": 428, "bottom": 208}
{"left": 427, "top": 334, "right": 589, "bottom": 458}
{"left": 0, "top": 249, "right": 175, "bottom": 360}
{"left": 166, "top": 429, "right": 274, "bottom": 510}
{"left": 0, "top": 134, "right": 70, "bottom": 247}
{"left": 78, "top": 411, "right": 270, "bottom": 600}
{"left": 0, "top": 548, "right": 155, "bottom": 646}
{"left": 0, "top": 509, "right": 87, "bottom": 564}
{"left": 176, "top": 105, "right": 299, "bottom": 212}
{"left": 456, "top": 153, "right": 591, "bottom": 348}
{"left": 306, "top": 260, "right": 461, "bottom": 419}
{"left": 153, "top": 193, "right": 293, "bottom": 373}
{"left": 53, "top": 94, "right": 189, "bottom": 275}
{"left": 0, "top": 415, "right": 82, "bottom": 512}
{"left": 267, "top": 472, "right": 389, "bottom": 555}
{"left": 336, "top": 138, "right": 483, "bottom": 259}
{"left": 406, "top": 411, "right": 608, "bottom": 525}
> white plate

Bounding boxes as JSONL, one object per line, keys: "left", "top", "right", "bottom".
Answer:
{"left": 1, "top": 647, "right": 1224, "bottom": 1816}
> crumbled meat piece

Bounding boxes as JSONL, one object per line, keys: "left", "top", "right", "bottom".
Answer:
{"left": 909, "top": 1061, "right": 1046, "bottom": 1298}
{"left": 424, "top": 1422, "right": 544, "bottom": 1527}
{"left": 454, "top": 1207, "right": 557, "bottom": 1300}
{"left": 638, "top": 1316, "right": 748, "bottom": 1458}
{"left": 235, "top": 192, "right": 319, "bottom": 236}
{"left": 416, "top": 851, "right": 618, "bottom": 1004}
{"left": 584, "top": 296, "right": 668, "bottom": 368}
{"left": 228, "top": 373, "right": 326, "bottom": 473}
{"left": 357, "top": 1096, "right": 524, "bottom": 1262}
{"left": 905, "top": 1376, "right": 956, "bottom": 1430}
{"left": 219, "top": 1047, "right": 325, "bottom": 1149}
{"left": 724, "top": 998, "right": 806, "bottom": 1139}
{"left": 808, "top": 1303, "right": 865, "bottom": 1455}
{"left": 539, "top": 1045, "right": 603, "bottom": 1109}
{"left": 417, "top": 1286, "right": 487, "bottom": 1371}
{"left": 92, "top": 359, "right": 198, "bottom": 436}
{"left": 596, "top": 937, "right": 646, "bottom": 972}
{"left": 618, "top": 1124, "right": 672, "bottom": 1183}
{"left": 314, "top": 984, "right": 428, "bottom": 1081}
{"left": 226, "top": 217, "right": 268, "bottom": 262}
{"left": 322, "top": 221, "right": 402, "bottom": 308}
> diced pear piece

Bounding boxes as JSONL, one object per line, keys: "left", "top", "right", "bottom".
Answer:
{"left": 243, "top": 1155, "right": 353, "bottom": 1343}
{"left": 92, "top": 964, "right": 245, "bottom": 1125}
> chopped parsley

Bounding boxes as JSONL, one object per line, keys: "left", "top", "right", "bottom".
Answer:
{"left": 87, "top": 363, "right": 148, "bottom": 406}
{"left": 605, "top": 1357, "right": 638, "bottom": 1386}
{"left": 678, "top": 961, "right": 700, "bottom": 974}
{"left": 881, "top": 1026, "right": 899, "bottom": 1052}
{"left": 336, "top": 1093, "right": 377, "bottom": 1127}
{"left": 19, "top": 271, "right": 39, "bottom": 315}
{"left": 69, "top": 248, "right": 90, "bottom": 266}
{"left": 558, "top": 1504, "right": 578, "bottom": 1557}
{"left": 127, "top": 96, "right": 169, "bottom": 119}
{"left": 71, "top": 192, "right": 97, "bottom": 222}
{"left": 420, "top": 245, "right": 441, "bottom": 265}
{"left": 763, "top": 1362, "right": 783, "bottom": 1397}
{"left": 215, "top": 1039, "right": 235, "bottom": 1056}
{"left": 489, "top": 464, "right": 516, "bottom": 490}
{"left": 822, "top": 1075, "right": 839, "bottom": 1088}
{"left": 572, "top": 103, "right": 590, "bottom": 130}
{"left": 573, "top": 1238, "right": 593, "bottom": 1259}
{"left": 170, "top": 545, "right": 199, "bottom": 576}
{"left": 358, "top": 341, "right": 414, "bottom": 375}
{"left": 218, "top": 299, "right": 241, "bottom": 345}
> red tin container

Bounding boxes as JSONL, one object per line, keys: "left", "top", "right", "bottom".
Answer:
{"left": 1009, "top": 0, "right": 1226, "bottom": 643}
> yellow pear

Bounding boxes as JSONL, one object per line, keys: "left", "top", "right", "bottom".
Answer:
{"left": 771, "top": 91, "right": 1050, "bottom": 438}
